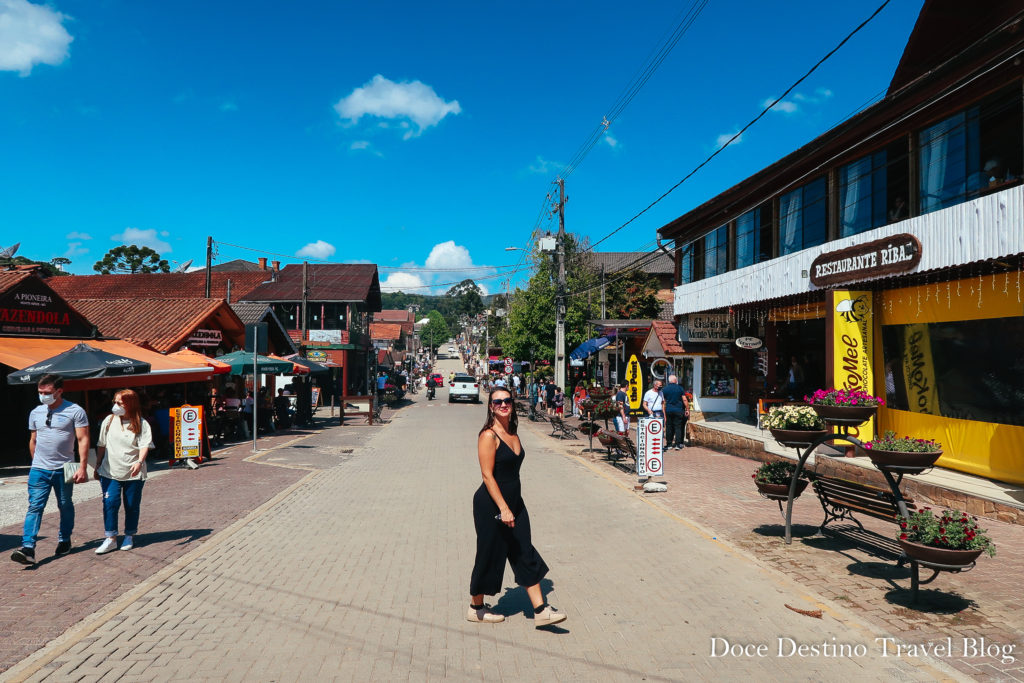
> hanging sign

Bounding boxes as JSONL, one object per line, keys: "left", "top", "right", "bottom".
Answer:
{"left": 735, "top": 336, "right": 763, "bottom": 350}
{"left": 831, "top": 291, "right": 875, "bottom": 439}
{"left": 636, "top": 416, "right": 664, "bottom": 477}
{"left": 811, "top": 234, "right": 921, "bottom": 287}
{"left": 171, "top": 404, "right": 203, "bottom": 460}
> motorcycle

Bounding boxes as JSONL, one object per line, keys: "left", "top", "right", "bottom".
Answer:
{"left": 427, "top": 383, "right": 436, "bottom": 400}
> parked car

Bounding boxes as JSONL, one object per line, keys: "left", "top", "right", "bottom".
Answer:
{"left": 428, "top": 373, "right": 445, "bottom": 388}
{"left": 449, "top": 374, "right": 480, "bottom": 403}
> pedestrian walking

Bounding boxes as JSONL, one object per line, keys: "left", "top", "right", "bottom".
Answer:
{"left": 93, "top": 389, "right": 153, "bottom": 554}
{"left": 544, "top": 379, "right": 556, "bottom": 416}
{"left": 528, "top": 377, "right": 539, "bottom": 417}
{"left": 552, "top": 387, "right": 565, "bottom": 416}
{"left": 614, "top": 383, "right": 630, "bottom": 433}
{"left": 11, "top": 374, "right": 90, "bottom": 565}
{"left": 643, "top": 379, "right": 664, "bottom": 418}
{"left": 468, "top": 387, "right": 567, "bottom": 628}
{"left": 661, "top": 375, "right": 688, "bottom": 449}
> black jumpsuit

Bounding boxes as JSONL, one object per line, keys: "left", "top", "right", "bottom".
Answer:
{"left": 469, "top": 431, "right": 549, "bottom": 596}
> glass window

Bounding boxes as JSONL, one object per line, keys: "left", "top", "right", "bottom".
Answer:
{"left": 735, "top": 204, "right": 772, "bottom": 268}
{"left": 839, "top": 152, "right": 887, "bottom": 236}
{"left": 701, "top": 357, "right": 736, "bottom": 398}
{"left": 680, "top": 242, "right": 696, "bottom": 284}
{"left": 703, "top": 225, "right": 729, "bottom": 278}
{"left": 779, "top": 177, "right": 826, "bottom": 255}
{"left": 882, "top": 316, "right": 1024, "bottom": 427}
{"left": 918, "top": 108, "right": 981, "bottom": 213}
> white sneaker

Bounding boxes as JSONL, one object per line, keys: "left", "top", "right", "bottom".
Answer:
{"left": 120, "top": 536, "right": 134, "bottom": 551}
{"left": 95, "top": 538, "right": 117, "bottom": 555}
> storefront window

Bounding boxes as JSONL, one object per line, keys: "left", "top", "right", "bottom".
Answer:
{"left": 779, "top": 177, "right": 826, "bottom": 255}
{"left": 735, "top": 204, "right": 772, "bottom": 269}
{"left": 701, "top": 357, "right": 736, "bottom": 397}
{"left": 703, "top": 225, "right": 729, "bottom": 278}
{"left": 680, "top": 242, "right": 696, "bottom": 284}
{"left": 882, "top": 316, "right": 1024, "bottom": 427}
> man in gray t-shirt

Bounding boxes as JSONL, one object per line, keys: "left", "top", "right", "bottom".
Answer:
{"left": 11, "top": 374, "right": 90, "bottom": 566}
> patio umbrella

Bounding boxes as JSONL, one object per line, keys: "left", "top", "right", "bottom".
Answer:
{"left": 168, "top": 348, "right": 232, "bottom": 375}
{"left": 6, "top": 342, "right": 152, "bottom": 385}
{"left": 215, "top": 350, "right": 294, "bottom": 375}
{"left": 286, "top": 355, "right": 330, "bottom": 375}
{"left": 268, "top": 354, "right": 309, "bottom": 376}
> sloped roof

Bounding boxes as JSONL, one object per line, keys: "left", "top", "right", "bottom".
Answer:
{"left": 210, "top": 259, "right": 266, "bottom": 272}
{"left": 374, "top": 309, "right": 414, "bottom": 323}
{"left": 229, "top": 302, "right": 298, "bottom": 355}
{"left": 649, "top": 320, "right": 685, "bottom": 355}
{"left": 240, "top": 263, "right": 382, "bottom": 311}
{"left": 370, "top": 322, "right": 403, "bottom": 340}
{"left": 47, "top": 272, "right": 271, "bottom": 302}
{"left": 0, "top": 271, "right": 32, "bottom": 295}
{"left": 68, "top": 298, "right": 245, "bottom": 353}
{"left": 582, "top": 252, "right": 674, "bottom": 275}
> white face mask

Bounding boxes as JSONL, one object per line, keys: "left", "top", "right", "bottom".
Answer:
{"left": 111, "top": 404, "right": 126, "bottom": 416}
{"left": 39, "top": 393, "right": 56, "bottom": 406}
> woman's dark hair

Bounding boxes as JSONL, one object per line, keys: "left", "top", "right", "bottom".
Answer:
{"left": 478, "top": 387, "right": 518, "bottom": 436}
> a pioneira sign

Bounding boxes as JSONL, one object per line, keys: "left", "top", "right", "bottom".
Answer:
{"left": 810, "top": 234, "right": 921, "bottom": 287}
{"left": 0, "top": 277, "right": 92, "bottom": 337}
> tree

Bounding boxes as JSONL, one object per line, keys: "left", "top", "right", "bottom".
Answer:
{"left": 93, "top": 245, "right": 170, "bottom": 274}
{"left": 418, "top": 310, "right": 450, "bottom": 353}
{"left": 606, "top": 270, "right": 661, "bottom": 319}
{"left": 446, "top": 279, "right": 484, "bottom": 319}
{"left": 9, "top": 255, "right": 65, "bottom": 277}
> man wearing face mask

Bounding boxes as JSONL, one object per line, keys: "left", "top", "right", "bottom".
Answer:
{"left": 11, "top": 374, "right": 90, "bottom": 565}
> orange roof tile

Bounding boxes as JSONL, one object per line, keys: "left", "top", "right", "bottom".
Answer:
{"left": 650, "top": 320, "right": 685, "bottom": 355}
{"left": 0, "top": 271, "right": 32, "bottom": 295}
{"left": 369, "top": 322, "right": 402, "bottom": 340}
{"left": 67, "top": 298, "right": 245, "bottom": 353}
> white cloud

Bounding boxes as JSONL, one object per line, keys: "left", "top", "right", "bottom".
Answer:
{"left": 425, "top": 240, "right": 472, "bottom": 270}
{"left": 715, "top": 131, "right": 743, "bottom": 147}
{"left": 0, "top": 0, "right": 72, "bottom": 76}
{"left": 220, "top": 101, "right": 238, "bottom": 112}
{"left": 350, "top": 140, "right": 370, "bottom": 150}
{"left": 63, "top": 242, "right": 88, "bottom": 259}
{"left": 763, "top": 88, "right": 833, "bottom": 115}
{"left": 380, "top": 271, "right": 426, "bottom": 293}
{"left": 527, "top": 156, "right": 564, "bottom": 175}
{"left": 159, "top": 230, "right": 169, "bottom": 237}
{"left": 112, "top": 227, "right": 172, "bottom": 253}
{"left": 296, "top": 240, "right": 336, "bottom": 259}
{"left": 334, "top": 74, "right": 461, "bottom": 139}
{"left": 603, "top": 133, "right": 619, "bottom": 149}
{"left": 65, "top": 231, "right": 91, "bottom": 240}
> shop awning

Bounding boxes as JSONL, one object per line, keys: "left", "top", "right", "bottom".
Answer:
{"left": 287, "top": 354, "right": 331, "bottom": 374}
{"left": 168, "top": 349, "right": 232, "bottom": 375}
{"left": 569, "top": 335, "right": 612, "bottom": 361}
{"left": 0, "top": 338, "right": 215, "bottom": 390}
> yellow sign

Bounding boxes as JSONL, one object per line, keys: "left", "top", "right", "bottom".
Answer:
{"left": 171, "top": 404, "right": 203, "bottom": 460}
{"left": 901, "top": 324, "right": 940, "bottom": 414}
{"left": 831, "top": 291, "right": 874, "bottom": 439}
{"left": 626, "top": 354, "right": 643, "bottom": 415}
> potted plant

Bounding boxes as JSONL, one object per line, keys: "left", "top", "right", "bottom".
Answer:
{"left": 860, "top": 431, "right": 942, "bottom": 474}
{"left": 752, "top": 461, "right": 809, "bottom": 501}
{"left": 897, "top": 507, "right": 996, "bottom": 566}
{"left": 761, "top": 405, "right": 829, "bottom": 447}
{"left": 805, "top": 388, "right": 885, "bottom": 426}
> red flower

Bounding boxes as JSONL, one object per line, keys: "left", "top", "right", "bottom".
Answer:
{"left": 900, "top": 522, "right": 907, "bottom": 529}
{"left": 900, "top": 533, "right": 908, "bottom": 540}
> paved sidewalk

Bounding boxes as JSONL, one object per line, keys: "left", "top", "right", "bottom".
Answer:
{"left": 7, "top": 387, "right": 964, "bottom": 681}
{"left": 531, "top": 418, "right": 1024, "bottom": 681}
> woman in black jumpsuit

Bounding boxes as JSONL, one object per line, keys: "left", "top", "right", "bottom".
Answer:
{"left": 467, "top": 387, "right": 567, "bottom": 628}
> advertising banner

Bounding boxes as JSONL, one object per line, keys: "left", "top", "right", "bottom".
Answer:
{"left": 831, "top": 291, "right": 874, "bottom": 439}
{"left": 901, "top": 324, "right": 940, "bottom": 414}
{"left": 172, "top": 404, "right": 203, "bottom": 460}
{"left": 626, "top": 354, "right": 643, "bottom": 416}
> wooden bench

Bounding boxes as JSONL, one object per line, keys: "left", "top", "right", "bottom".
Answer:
{"left": 807, "top": 473, "right": 914, "bottom": 535}
{"left": 548, "top": 415, "right": 577, "bottom": 440}
{"left": 602, "top": 432, "right": 637, "bottom": 472}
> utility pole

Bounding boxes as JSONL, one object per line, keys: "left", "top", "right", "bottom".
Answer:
{"left": 600, "top": 264, "right": 606, "bottom": 320}
{"left": 204, "top": 236, "right": 213, "bottom": 298}
{"left": 555, "top": 178, "right": 567, "bottom": 391}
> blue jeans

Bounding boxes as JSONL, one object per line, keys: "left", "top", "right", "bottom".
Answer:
{"left": 99, "top": 477, "right": 145, "bottom": 537}
{"left": 23, "top": 467, "right": 75, "bottom": 548}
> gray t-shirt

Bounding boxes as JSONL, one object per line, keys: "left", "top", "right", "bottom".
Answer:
{"left": 28, "top": 400, "right": 88, "bottom": 470}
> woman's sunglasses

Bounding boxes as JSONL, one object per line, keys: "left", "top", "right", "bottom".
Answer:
{"left": 490, "top": 397, "right": 514, "bottom": 407}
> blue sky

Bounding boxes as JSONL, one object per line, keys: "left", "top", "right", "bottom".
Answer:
{"left": 0, "top": 0, "right": 924, "bottom": 294}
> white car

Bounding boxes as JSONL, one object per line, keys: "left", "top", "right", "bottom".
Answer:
{"left": 449, "top": 374, "right": 480, "bottom": 403}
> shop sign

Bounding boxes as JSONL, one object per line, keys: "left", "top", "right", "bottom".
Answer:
{"left": 831, "top": 291, "right": 875, "bottom": 439}
{"left": 718, "top": 344, "right": 732, "bottom": 357}
{"left": 901, "top": 324, "right": 940, "bottom": 414}
{"left": 810, "top": 234, "right": 921, "bottom": 287}
{"left": 309, "top": 329, "right": 342, "bottom": 343}
{"left": 0, "top": 277, "right": 92, "bottom": 337}
{"left": 626, "top": 354, "right": 643, "bottom": 415}
{"left": 679, "top": 314, "right": 732, "bottom": 342}
{"left": 171, "top": 404, "right": 203, "bottom": 461}
{"left": 735, "top": 336, "right": 763, "bottom": 350}
{"left": 187, "top": 329, "right": 222, "bottom": 347}
{"left": 307, "top": 349, "right": 328, "bottom": 363}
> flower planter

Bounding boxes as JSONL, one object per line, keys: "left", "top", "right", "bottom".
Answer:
{"left": 811, "top": 404, "right": 878, "bottom": 426}
{"left": 578, "top": 421, "right": 601, "bottom": 436}
{"left": 862, "top": 448, "right": 942, "bottom": 474}
{"left": 897, "top": 539, "right": 983, "bottom": 567}
{"left": 755, "top": 479, "right": 808, "bottom": 501}
{"left": 596, "top": 433, "right": 617, "bottom": 447}
{"left": 769, "top": 428, "right": 831, "bottom": 448}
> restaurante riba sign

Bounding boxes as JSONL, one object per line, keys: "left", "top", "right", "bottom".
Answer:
{"left": 809, "top": 234, "right": 922, "bottom": 287}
